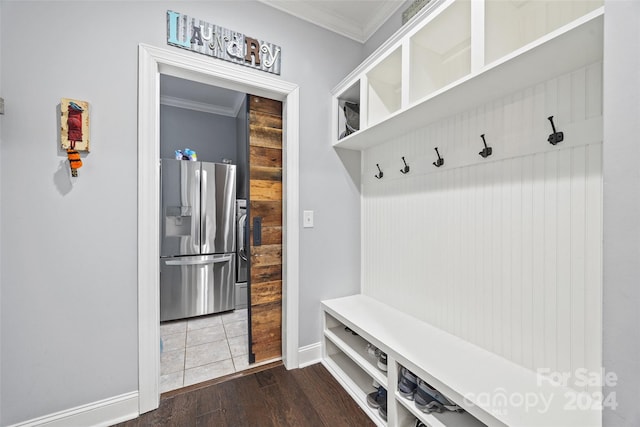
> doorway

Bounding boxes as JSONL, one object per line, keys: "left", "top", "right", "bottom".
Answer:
{"left": 137, "top": 44, "right": 300, "bottom": 414}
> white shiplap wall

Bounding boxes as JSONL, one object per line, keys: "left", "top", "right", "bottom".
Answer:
{"left": 361, "top": 62, "right": 602, "bottom": 386}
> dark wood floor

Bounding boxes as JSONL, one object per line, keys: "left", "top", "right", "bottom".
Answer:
{"left": 113, "top": 362, "right": 374, "bottom": 427}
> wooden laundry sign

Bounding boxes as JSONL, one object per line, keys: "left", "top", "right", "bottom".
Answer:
{"left": 167, "top": 10, "right": 282, "bottom": 75}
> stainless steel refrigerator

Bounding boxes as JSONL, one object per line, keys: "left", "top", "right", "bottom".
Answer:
{"left": 160, "top": 159, "right": 236, "bottom": 322}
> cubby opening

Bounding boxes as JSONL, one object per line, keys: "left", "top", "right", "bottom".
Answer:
{"left": 367, "top": 47, "right": 402, "bottom": 126}
{"left": 409, "top": 0, "right": 471, "bottom": 104}
{"left": 484, "top": 0, "right": 603, "bottom": 65}
{"left": 324, "top": 339, "right": 386, "bottom": 423}
{"left": 325, "top": 340, "right": 376, "bottom": 396}
{"left": 324, "top": 313, "right": 388, "bottom": 384}
{"left": 336, "top": 80, "right": 361, "bottom": 141}
{"left": 395, "top": 364, "right": 486, "bottom": 427}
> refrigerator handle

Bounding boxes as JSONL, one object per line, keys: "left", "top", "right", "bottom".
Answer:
{"left": 193, "top": 167, "right": 202, "bottom": 249}
{"left": 200, "top": 168, "right": 208, "bottom": 252}
{"left": 164, "top": 255, "right": 233, "bottom": 266}
{"left": 238, "top": 213, "right": 248, "bottom": 261}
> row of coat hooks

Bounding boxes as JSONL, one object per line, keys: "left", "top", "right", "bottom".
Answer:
{"left": 374, "top": 116, "right": 563, "bottom": 179}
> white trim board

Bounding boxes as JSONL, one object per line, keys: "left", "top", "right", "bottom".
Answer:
{"left": 7, "top": 392, "right": 138, "bottom": 427}
{"left": 159, "top": 94, "right": 245, "bottom": 117}
{"left": 137, "top": 43, "right": 300, "bottom": 414}
{"left": 298, "top": 342, "right": 322, "bottom": 368}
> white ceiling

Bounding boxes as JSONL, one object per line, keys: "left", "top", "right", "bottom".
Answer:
{"left": 258, "top": 0, "right": 406, "bottom": 43}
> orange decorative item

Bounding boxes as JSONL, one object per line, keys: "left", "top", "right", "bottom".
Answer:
{"left": 67, "top": 149, "right": 83, "bottom": 177}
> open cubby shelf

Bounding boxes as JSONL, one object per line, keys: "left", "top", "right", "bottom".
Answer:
{"left": 331, "top": 0, "right": 603, "bottom": 150}
{"left": 395, "top": 390, "right": 486, "bottom": 427}
{"left": 325, "top": 322, "right": 387, "bottom": 386}
{"left": 321, "top": 295, "right": 600, "bottom": 427}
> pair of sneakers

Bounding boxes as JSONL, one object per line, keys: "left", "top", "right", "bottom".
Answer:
{"left": 366, "top": 386, "right": 388, "bottom": 421}
{"left": 398, "top": 367, "right": 464, "bottom": 414}
{"left": 366, "top": 343, "right": 388, "bottom": 372}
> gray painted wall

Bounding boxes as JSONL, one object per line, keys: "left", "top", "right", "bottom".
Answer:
{"left": 603, "top": 1, "right": 640, "bottom": 425}
{"left": 364, "top": 0, "right": 412, "bottom": 57}
{"left": 0, "top": 1, "right": 362, "bottom": 424}
{"left": 160, "top": 105, "right": 237, "bottom": 164}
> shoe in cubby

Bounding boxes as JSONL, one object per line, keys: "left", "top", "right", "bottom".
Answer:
{"left": 398, "top": 366, "right": 418, "bottom": 400}
{"left": 366, "top": 343, "right": 380, "bottom": 358}
{"left": 377, "top": 352, "right": 388, "bottom": 372}
{"left": 414, "top": 378, "right": 463, "bottom": 414}
{"left": 366, "top": 386, "right": 387, "bottom": 410}
{"left": 378, "top": 402, "right": 387, "bottom": 421}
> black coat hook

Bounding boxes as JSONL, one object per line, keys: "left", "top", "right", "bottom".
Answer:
{"left": 479, "top": 134, "right": 492, "bottom": 158}
{"left": 547, "top": 116, "right": 564, "bottom": 145}
{"left": 433, "top": 147, "right": 444, "bottom": 167}
{"left": 400, "top": 157, "right": 410, "bottom": 174}
{"left": 375, "top": 164, "right": 383, "bottom": 179}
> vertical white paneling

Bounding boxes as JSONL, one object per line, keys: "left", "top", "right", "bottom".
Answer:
{"left": 545, "top": 78, "right": 558, "bottom": 122}
{"left": 585, "top": 62, "right": 603, "bottom": 119}
{"left": 557, "top": 73, "right": 572, "bottom": 126}
{"left": 455, "top": 166, "right": 467, "bottom": 337}
{"left": 511, "top": 92, "right": 525, "bottom": 153}
{"left": 491, "top": 157, "right": 503, "bottom": 355}
{"left": 543, "top": 150, "right": 559, "bottom": 371}
{"left": 510, "top": 157, "right": 524, "bottom": 365}
{"left": 556, "top": 148, "right": 572, "bottom": 374}
{"left": 360, "top": 64, "right": 603, "bottom": 380}
{"left": 570, "top": 146, "right": 587, "bottom": 383}
{"left": 572, "top": 68, "right": 587, "bottom": 122}
{"left": 469, "top": 165, "right": 479, "bottom": 344}
{"left": 533, "top": 83, "right": 547, "bottom": 147}
{"left": 521, "top": 155, "right": 534, "bottom": 370}
{"left": 584, "top": 143, "right": 602, "bottom": 390}
{"left": 480, "top": 162, "right": 492, "bottom": 350}
{"left": 501, "top": 160, "right": 512, "bottom": 360}
{"left": 531, "top": 153, "right": 547, "bottom": 369}
{"left": 522, "top": 87, "right": 535, "bottom": 153}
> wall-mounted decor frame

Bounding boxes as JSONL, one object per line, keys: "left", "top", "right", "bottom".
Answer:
{"left": 60, "top": 98, "right": 90, "bottom": 151}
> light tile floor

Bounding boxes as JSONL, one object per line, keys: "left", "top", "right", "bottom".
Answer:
{"left": 160, "top": 309, "right": 250, "bottom": 393}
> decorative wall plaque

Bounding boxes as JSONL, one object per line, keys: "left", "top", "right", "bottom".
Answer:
{"left": 167, "top": 10, "right": 282, "bottom": 75}
{"left": 60, "top": 98, "right": 89, "bottom": 152}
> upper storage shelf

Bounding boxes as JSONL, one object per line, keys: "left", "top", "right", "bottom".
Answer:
{"left": 332, "top": 0, "right": 604, "bottom": 150}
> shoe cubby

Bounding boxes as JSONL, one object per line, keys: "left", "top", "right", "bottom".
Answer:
{"left": 324, "top": 338, "right": 387, "bottom": 426}
{"left": 322, "top": 295, "right": 601, "bottom": 427}
{"left": 395, "top": 364, "right": 487, "bottom": 427}
{"left": 484, "top": 0, "right": 603, "bottom": 66}
{"left": 336, "top": 80, "right": 361, "bottom": 141}
{"left": 323, "top": 312, "right": 387, "bottom": 386}
{"left": 366, "top": 47, "right": 402, "bottom": 126}
{"left": 408, "top": 0, "right": 471, "bottom": 104}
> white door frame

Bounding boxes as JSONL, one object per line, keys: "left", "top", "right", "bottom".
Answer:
{"left": 137, "top": 43, "right": 300, "bottom": 413}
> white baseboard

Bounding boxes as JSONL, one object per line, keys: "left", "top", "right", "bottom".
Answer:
{"left": 298, "top": 342, "right": 322, "bottom": 368}
{"left": 8, "top": 391, "right": 139, "bottom": 427}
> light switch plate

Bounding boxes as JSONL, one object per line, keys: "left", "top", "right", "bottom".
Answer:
{"left": 303, "top": 210, "right": 314, "bottom": 228}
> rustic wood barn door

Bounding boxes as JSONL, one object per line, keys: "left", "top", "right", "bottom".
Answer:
{"left": 247, "top": 95, "right": 283, "bottom": 363}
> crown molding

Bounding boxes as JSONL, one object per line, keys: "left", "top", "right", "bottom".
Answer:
{"left": 159, "top": 95, "right": 244, "bottom": 117}
{"left": 258, "top": 1, "right": 404, "bottom": 43}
